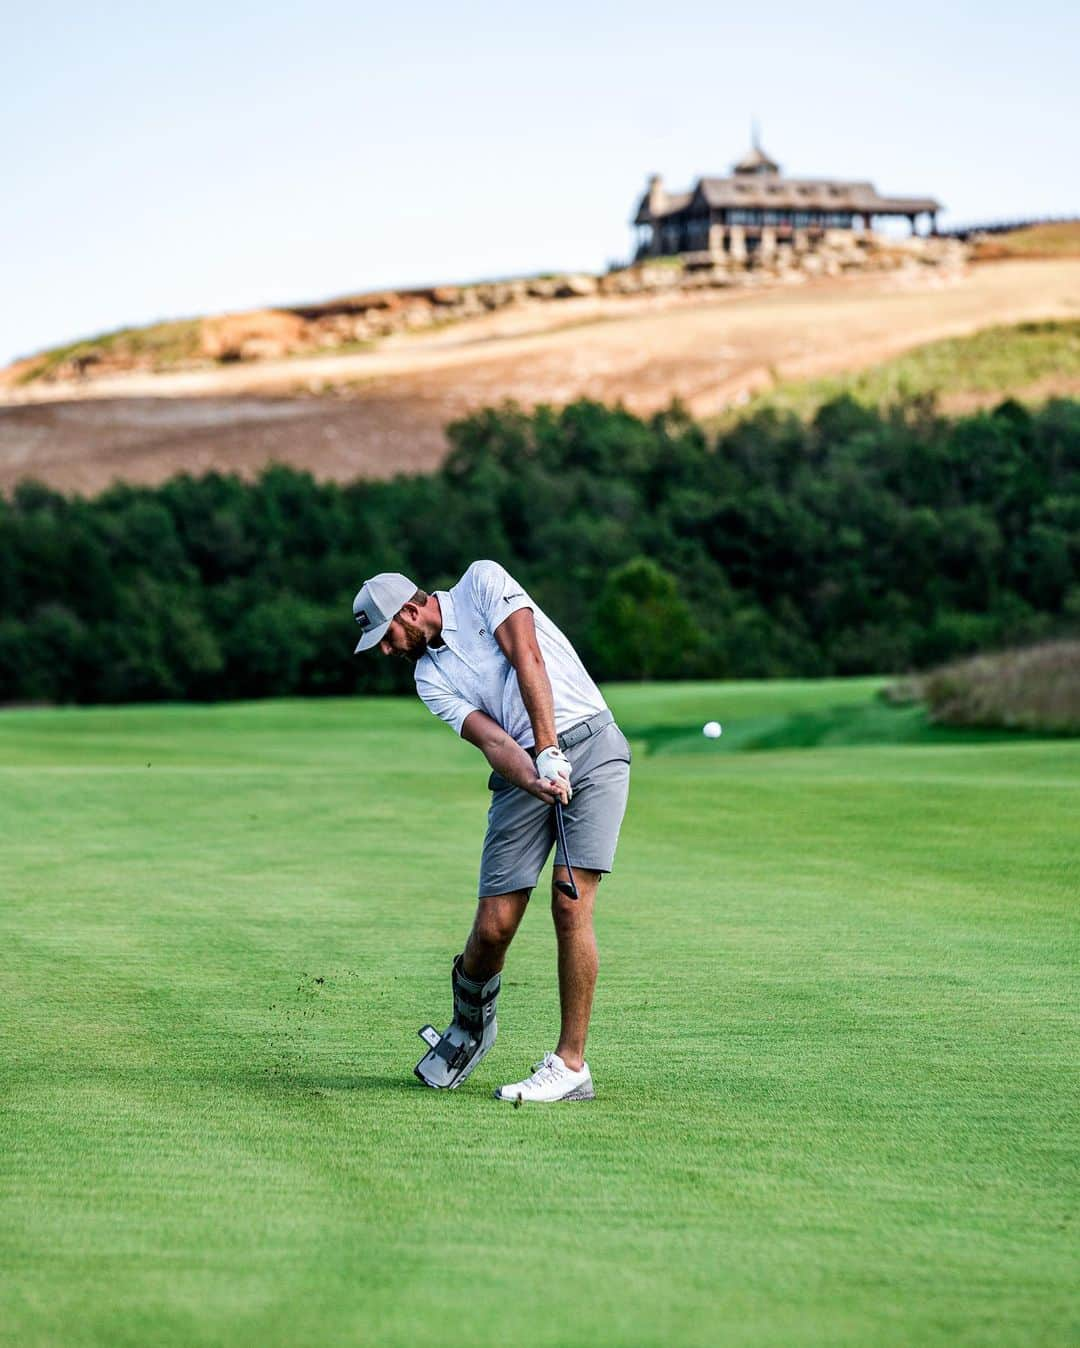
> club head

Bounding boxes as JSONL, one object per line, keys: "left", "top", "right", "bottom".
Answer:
{"left": 554, "top": 878, "right": 579, "bottom": 901}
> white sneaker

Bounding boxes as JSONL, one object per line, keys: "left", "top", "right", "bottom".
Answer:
{"left": 494, "top": 1052, "right": 595, "bottom": 1103}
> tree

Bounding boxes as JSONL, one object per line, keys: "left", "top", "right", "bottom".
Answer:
{"left": 589, "top": 558, "right": 701, "bottom": 680}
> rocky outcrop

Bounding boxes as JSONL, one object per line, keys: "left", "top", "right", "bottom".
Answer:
{"left": 281, "top": 236, "right": 965, "bottom": 345}
{"left": 611, "top": 232, "right": 967, "bottom": 292}
{"left": 201, "top": 310, "right": 308, "bottom": 362}
{"left": 7, "top": 235, "right": 968, "bottom": 387}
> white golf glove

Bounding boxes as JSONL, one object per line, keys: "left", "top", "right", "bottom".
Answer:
{"left": 535, "top": 745, "right": 572, "bottom": 800}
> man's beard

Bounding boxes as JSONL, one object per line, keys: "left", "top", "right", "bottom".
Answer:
{"left": 396, "top": 617, "right": 428, "bottom": 663}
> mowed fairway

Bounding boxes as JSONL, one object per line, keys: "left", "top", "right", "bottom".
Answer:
{"left": 1, "top": 682, "right": 1077, "bottom": 1347}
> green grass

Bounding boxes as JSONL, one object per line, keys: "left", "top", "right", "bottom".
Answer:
{"left": 640, "top": 254, "right": 686, "bottom": 269}
{"left": 740, "top": 320, "right": 1080, "bottom": 418}
{"left": 613, "top": 677, "right": 1066, "bottom": 753}
{"left": 1, "top": 682, "right": 1077, "bottom": 1347}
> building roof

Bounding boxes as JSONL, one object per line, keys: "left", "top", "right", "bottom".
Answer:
{"left": 733, "top": 144, "right": 780, "bottom": 175}
{"left": 698, "top": 176, "right": 940, "bottom": 214}
{"left": 632, "top": 190, "right": 691, "bottom": 224}
{"left": 634, "top": 173, "right": 940, "bottom": 223}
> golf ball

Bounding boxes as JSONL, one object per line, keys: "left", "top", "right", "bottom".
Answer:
{"left": 703, "top": 721, "right": 722, "bottom": 739}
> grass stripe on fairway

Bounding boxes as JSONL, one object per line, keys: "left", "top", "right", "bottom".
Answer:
{"left": 1, "top": 682, "right": 1077, "bottom": 1347}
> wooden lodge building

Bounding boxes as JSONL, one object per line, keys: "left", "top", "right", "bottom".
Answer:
{"left": 633, "top": 140, "right": 941, "bottom": 262}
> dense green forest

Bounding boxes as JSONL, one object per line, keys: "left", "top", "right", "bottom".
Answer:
{"left": 0, "top": 395, "right": 1077, "bottom": 704}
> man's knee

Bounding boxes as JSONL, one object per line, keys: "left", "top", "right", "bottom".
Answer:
{"left": 473, "top": 893, "right": 528, "bottom": 949}
{"left": 551, "top": 871, "right": 599, "bottom": 935}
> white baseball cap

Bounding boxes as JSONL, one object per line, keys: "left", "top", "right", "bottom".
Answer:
{"left": 352, "top": 571, "right": 418, "bottom": 653}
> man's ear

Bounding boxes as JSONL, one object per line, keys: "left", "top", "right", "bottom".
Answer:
{"left": 399, "top": 601, "right": 420, "bottom": 621}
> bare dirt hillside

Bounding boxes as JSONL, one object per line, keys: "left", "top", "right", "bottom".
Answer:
{"left": 3, "top": 258, "right": 1079, "bottom": 495}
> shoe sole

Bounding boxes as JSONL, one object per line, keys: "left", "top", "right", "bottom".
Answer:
{"left": 494, "top": 1081, "right": 595, "bottom": 1103}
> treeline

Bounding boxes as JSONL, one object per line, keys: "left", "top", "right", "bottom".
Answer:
{"left": 0, "top": 395, "right": 1077, "bottom": 704}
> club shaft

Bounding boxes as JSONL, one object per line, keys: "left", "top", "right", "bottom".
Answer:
{"left": 553, "top": 800, "right": 579, "bottom": 900}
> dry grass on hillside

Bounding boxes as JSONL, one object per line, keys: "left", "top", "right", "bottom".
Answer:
{"left": 894, "top": 642, "right": 1080, "bottom": 734}
{"left": 972, "top": 222, "right": 1080, "bottom": 261}
{"left": 8, "top": 320, "right": 204, "bottom": 386}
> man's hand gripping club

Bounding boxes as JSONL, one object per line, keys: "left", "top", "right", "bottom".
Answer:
{"left": 535, "top": 744, "right": 572, "bottom": 802}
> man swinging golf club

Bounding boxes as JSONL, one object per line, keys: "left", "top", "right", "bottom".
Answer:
{"left": 352, "top": 560, "right": 631, "bottom": 1102}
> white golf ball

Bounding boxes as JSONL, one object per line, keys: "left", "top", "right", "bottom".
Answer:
{"left": 703, "top": 721, "right": 722, "bottom": 739}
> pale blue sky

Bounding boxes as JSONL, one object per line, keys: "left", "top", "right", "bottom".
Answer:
{"left": 3, "top": 0, "right": 1077, "bottom": 365}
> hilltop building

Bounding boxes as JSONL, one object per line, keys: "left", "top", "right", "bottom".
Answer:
{"left": 632, "top": 139, "right": 941, "bottom": 262}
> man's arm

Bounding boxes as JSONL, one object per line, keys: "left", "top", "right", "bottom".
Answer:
{"left": 493, "top": 608, "right": 558, "bottom": 753}
{"left": 460, "top": 710, "right": 565, "bottom": 803}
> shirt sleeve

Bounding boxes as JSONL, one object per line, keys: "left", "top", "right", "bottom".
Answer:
{"left": 414, "top": 663, "right": 479, "bottom": 737}
{"left": 468, "top": 559, "right": 534, "bottom": 635}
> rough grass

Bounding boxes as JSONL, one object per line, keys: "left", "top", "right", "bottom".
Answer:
{"left": 743, "top": 319, "right": 1080, "bottom": 418}
{"left": 15, "top": 319, "right": 203, "bottom": 384}
{"left": 893, "top": 640, "right": 1080, "bottom": 734}
{"left": 1, "top": 683, "right": 1077, "bottom": 1347}
{"left": 972, "top": 221, "right": 1080, "bottom": 260}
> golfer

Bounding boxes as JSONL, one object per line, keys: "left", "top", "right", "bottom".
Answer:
{"left": 352, "top": 560, "right": 631, "bottom": 1102}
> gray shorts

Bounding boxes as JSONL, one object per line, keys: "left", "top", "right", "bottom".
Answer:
{"left": 478, "top": 711, "right": 632, "bottom": 898}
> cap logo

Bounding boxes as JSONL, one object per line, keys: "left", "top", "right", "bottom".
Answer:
{"left": 355, "top": 608, "right": 372, "bottom": 630}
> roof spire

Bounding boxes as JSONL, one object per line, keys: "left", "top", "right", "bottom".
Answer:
{"left": 734, "top": 130, "right": 780, "bottom": 176}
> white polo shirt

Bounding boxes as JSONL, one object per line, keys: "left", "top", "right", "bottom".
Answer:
{"left": 414, "top": 560, "right": 607, "bottom": 749}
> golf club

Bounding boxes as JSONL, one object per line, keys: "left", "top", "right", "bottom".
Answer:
{"left": 553, "top": 799, "right": 579, "bottom": 900}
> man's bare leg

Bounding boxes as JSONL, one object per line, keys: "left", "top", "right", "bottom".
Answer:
{"left": 462, "top": 891, "right": 530, "bottom": 981}
{"left": 551, "top": 868, "right": 601, "bottom": 1071}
